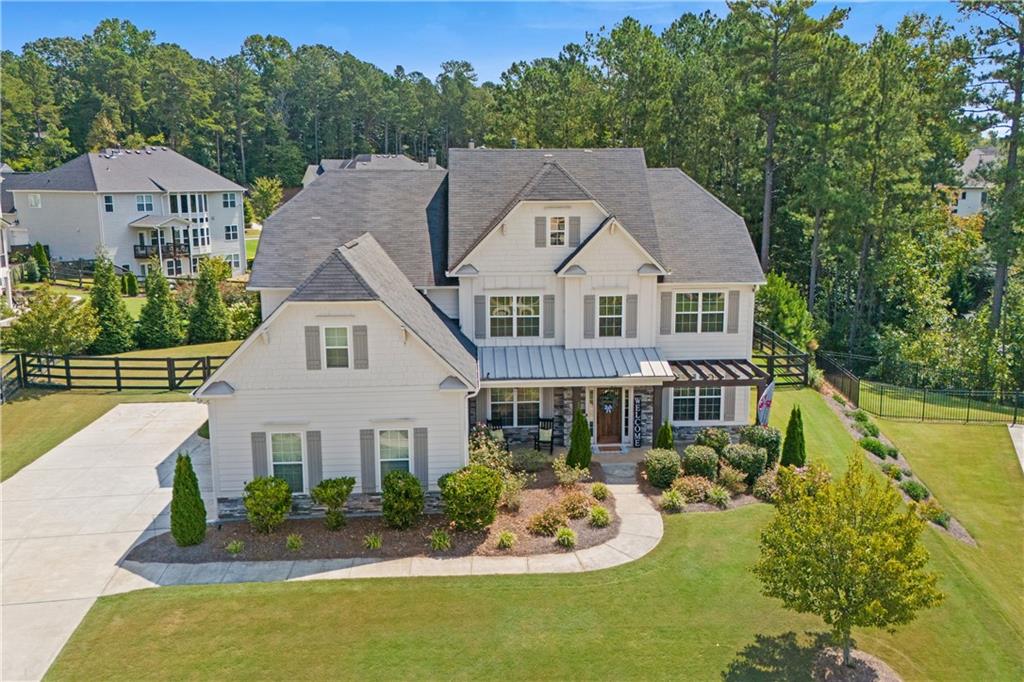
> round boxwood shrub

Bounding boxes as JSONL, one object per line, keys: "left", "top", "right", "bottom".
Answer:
{"left": 694, "top": 427, "right": 730, "bottom": 455}
{"left": 900, "top": 479, "right": 930, "bottom": 502}
{"left": 440, "top": 464, "right": 503, "bottom": 531}
{"left": 752, "top": 469, "right": 779, "bottom": 502}
{"left": 644, "top": 448, "right": 681, "bottom": 489}
{"left": 243, "top": 476, "right": 292, "bottom": 533}
{"left": 737, "top": 425, "right": 782, "bottom": 469}
{"left": 311, "top": 476, "right": 356, "bottom": 530}
{"left": 681, "top": 445, "right": 719, "bottom": 481}
{"left": 671, "top": 475, "right": 712, "bottom": 503}
{"left": 721, "top": 443, "right": 768, "bottom": 485}
{"left": 381, "top": 469, "right": 424, "bottom": 529}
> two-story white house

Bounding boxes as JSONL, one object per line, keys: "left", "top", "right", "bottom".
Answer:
{"left": 952, "top": 147, "right": 1000, "bottom": 217}
{"left": 194, "top": 148, "right": 767, "bottom": 514}
{"left": 6, "top": 147, "right": 247, "bottom": 278}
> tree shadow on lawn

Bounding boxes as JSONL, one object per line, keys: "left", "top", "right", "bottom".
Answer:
{"left": 724, "top": 631, "right": 873, "bottom": 681}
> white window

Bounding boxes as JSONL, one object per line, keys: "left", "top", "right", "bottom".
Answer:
{"left": 674, "top": 292, "right": 725, "bottom": 333}
{"left": 191, "top": 225, "right": 210, "bottom": 248}
{"left": 103, "top": 195, "right": 114, "bottom": 213}
{"left": 171, "top": 193, "right": 207, "bottom": 214}
{"left": 489, "top": 387, "right": 540, "bottom": 427}
{"left": 28, "top": 194, "right": 41, "bottom": 208}
{"left": 598, "top": 295, "right": 623, "bottom": 337}
{"left": 166, "top": 258, "right": 182, "bottom": 276}
{"left": 224, "top": 224, "right": 239, "bottom": 241}
{"left": 378, "top": 429, "right": 411, "bottom": 482}
{"left": 488, "top": 295, "right": 540, "bottom": 338}
{"left": 226, "top": 253, "right": 241, "bottom": 270}
{"left": 136, "top": 194, "right": 154, "bottom": 212}
{"left": 323, "top": 327, "right": 349, "bottom": 368}
{"left": 270, "top": 432, "right": 304, "bottom": 493}
{"left": 190, "top": 256, "right": 205, "bottom": 273}
{"left": 672, "top": 387, "right": 723, "bottom": 422}
{"left": 549, "top": 216, "right": 566, "bottom": 246}
{"left": 139, "top": 262, "right": 149, "bottom": 277}
{"left": 223, "top": 192, "right": 237, "bottom": 208}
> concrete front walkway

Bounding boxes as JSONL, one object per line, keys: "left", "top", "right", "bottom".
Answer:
{"left": 1, "top": 402, "right": 210, "bottom": 682}
{"left": 110, "top": 482, "right": 662, "bottom": 587}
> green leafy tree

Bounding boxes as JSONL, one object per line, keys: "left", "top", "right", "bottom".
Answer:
{"left": 170, "top": 453, "right": 207, "bottom": 546}
{"left": 31, "top": 242, "right": 50, "bottom": 280}
{"left": 654, "top": 420, "right": 675, "bottom": 449}
{"left": 137, "top": 259, "right": 185, "bottom": 348}
{"left": 780, "top": 405, "right": 806, "bottom": 467}
{"left": 566, "top": 408, "right": 592, "bottom": 469}
{"left": 7, "top": 284, "right": 99, "bottom": 354}
{"left": 756, "top": 271, "right": 816, "bottom": 348}
{"left": 187, "top": 258, "right": 230, "bottom": 343}
{"left": 754, "top": 456, "right": 943, "bottom": 666}
{"left": 88, "top": 250, "right": 136, "bottom": 354}
{"left": 249, "top": 175, "right": 283, "bottom": 223}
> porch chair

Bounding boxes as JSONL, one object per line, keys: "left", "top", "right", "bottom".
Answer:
{"left": 486, "top": 420, "right": 510, "bottom": 453}
{"left": 534, "top": 418, "right": 555, "bottom": 454}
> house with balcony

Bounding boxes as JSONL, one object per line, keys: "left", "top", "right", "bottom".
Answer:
{"left": 194, "top": 147, "right": 766, "bottom": 511}
{"left": 5, "top": 147, "right": 246, "bottom": 277}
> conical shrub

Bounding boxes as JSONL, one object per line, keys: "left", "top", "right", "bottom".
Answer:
{"left": 171, "top": 452, "right": 207, "bottom": 546}
{"left": 780, "top": 406, "right": 806, "bottom": 467}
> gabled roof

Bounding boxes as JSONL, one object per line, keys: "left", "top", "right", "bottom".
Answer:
{"left": 11, "top": 148, "right": 244, "bottom": 193}
{"left": 554, "top": 215, "right": 667, "bottom": 276}
{"left": 250, "top": 169, "right": 450, "bottom": 290}
{"left": 448, "top": 148, "right": 661, "bottom": 269}
{"left": 1, "top": 171, "right": 38, "bottom": 213}
{"left": 959, "top": 147, "right": 1001, "bottom": 189}
{"left": 128, "top": 215, "right": 190, "bottom": 229}
{"left": 290, "top": 233, "right": 477, "bottom": 386}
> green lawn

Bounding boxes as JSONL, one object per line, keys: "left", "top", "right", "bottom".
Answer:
{"left": 860, "top": 380, "right": 1020, "bottom": 424}
{"left": 46, "top": 388, "right": 1024, "bottom": 680}
{"left": 16, "top": 281, "right": 147, "bottom": 320}
{"left": 245, "top": 236, "right": 259, "bottom": 260}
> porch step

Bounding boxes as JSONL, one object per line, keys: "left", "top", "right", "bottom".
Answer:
{"left": 601, "top": 462, "right": 638, "bottom": 485}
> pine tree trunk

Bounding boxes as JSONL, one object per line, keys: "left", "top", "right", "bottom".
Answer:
{"left": 808, "top": 206, "right": 823, "bottom": 311}
{"left": 990, "top": 22, "right": 1021, "bottom": 330}
{"left": 759, "top": 109, "right": 777, "bottom": 273}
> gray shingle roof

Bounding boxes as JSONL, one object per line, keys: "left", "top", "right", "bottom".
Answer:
{"left": 959, "top": 147, "right": 1001, "bottom": 188}
{"left": 290, "top": 233, "right": 477, "bottom": 386}
{"left": 1, "top": 172, "right": 39, "bottom": 213}
{"left": 13, "top": 148, "right": 244, "bottom": 193}
{"left": 647, "top": 168, "right": 764, "bottom": 284}
{"left": 448, "top": 148, "right": 660, "bottom": 268}
{"left": 250, "top": 169, "right": 450, "bottom": 289}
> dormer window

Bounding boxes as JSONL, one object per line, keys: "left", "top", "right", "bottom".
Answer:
{"left": 549, "top": 217, "right": 566, "bottom": 246}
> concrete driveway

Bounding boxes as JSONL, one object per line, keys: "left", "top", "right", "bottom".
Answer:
{"left": 1, "top": 402, "right": 210, "bottom": 681}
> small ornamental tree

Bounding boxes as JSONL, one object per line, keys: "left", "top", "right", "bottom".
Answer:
{"left": 654, "top": 420, "right": 674, "bottom": 449}
{"left": 754, "top": 456, "right": 943, "bottom": 667}
{"left": 250, "top": 176, "right": 284, "bottom": 223}
{"left": 31, "top": 242, "right": 50, "bottom": 280}
{"left": 565, "top": 408, "right": 592, "bottom": 469}
{"left": 23, "top": 256, "right": 40, "bottom": 283}
{"left": 7, "top": 284, "right": 99, "bottom": 354}
{"left": 188, "top": 258, "right": 230, "bottom": 343}
{"left": 780, "top": 405, "right": 806, "bottom": 467}
{"left": 89, "top": 250, "right": 136, "bottom": 354}
{"left": 170, "top": 453, "right": 207, "bottom": 546}
{"left": 311, "top": 477, "right": 356, "bottom": 530}
{"left": 137, "top": 259, "right": 185, "bottom": 348}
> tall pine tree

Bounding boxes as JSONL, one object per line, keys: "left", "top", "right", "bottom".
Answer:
{"left": 780, "top": 405, "right": 806, "bottom": 467}
{"left": 137, "top": 258, "right": 185, "bottom": 348}
{"left": 188, "top": 258, "right": 230, "bottom": 343}
{"left": 89, "top": 250, "right": 136, "bottom": 354}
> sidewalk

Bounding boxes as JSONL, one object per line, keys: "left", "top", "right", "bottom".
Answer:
{"left": 108, "top": 482, "right": 663, "bottom": 590}
{"left": 1010, "top": 424, "right": 1023, "bottom": 474}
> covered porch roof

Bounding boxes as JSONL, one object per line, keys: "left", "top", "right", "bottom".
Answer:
{"left": 129, "top": 214, "right": 190, "bottom": 229}
{"left": 668, "top": 358, "right": 769, "bottom": 388}
{"left": 480, "top": 345, "right": 673, "bottom": 384}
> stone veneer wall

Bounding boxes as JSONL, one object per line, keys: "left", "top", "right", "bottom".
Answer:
{"left": 671, "top": 424, "right": 746, "bottom": 443}
{"left": 217, "top": 493, "right": 445, "bottom": 521}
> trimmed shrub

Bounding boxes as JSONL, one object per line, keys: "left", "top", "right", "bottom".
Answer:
{"left": 496, "top": 530, "right": 517, "bottom": 550}
{"left": 671, "top": 475, "right": 712, "bottom": 503}
{"left": 717, "top": 462, "right": 747, "bottom": 494}
{"left": 363, "top": 533, "right": 382, "bottom": 550}
{"left": 440, "top": 464, "right": 503, "bottom": 531}
{"left": 859, "top": 436, "right": 888, "bottom": 458}
{"left": 901, "top": 466, "right": 914, "bottom": 478}
{"left": 881, "top": 463, "right": 903, "bottom": 481}
{"left": 590, "top": 482, "right": 609, "bottom": 501}
{"left": 917, "top": 499, "right": 950, "bottom": 528}
{"left": 854, "top": 419, "right": 880, "bottom": 437}
{"left": 125, "top": 271, "right": 139, "bottom": 297}
{"left": 589, "top": 505, "right": 611, "bottom": 527}
{"left": 566, "top": 408, "right": 593, "bottom": 469}
{"left": 225, "top": 540, "right": 244, "bottom": 556}
{"left": 228, "top": 301, "right": 259, "bottom": 340}
{"left": 560, "top": 490, "right": 591, "bottom": 519}
{"left": 644, "top": 448, "right": 681, "bottom": 489}
{"left": 722, "top": 443, "right": 768, "bottom": 485}
{"left": 170, "top": 453, "right": 207, "bottom": 546}
{"left": 833, "top": 393, "right": 847, "bottom": 406}
{"left": 752, "top": 470, "right": 779, "bottom": 502}
{"left": 694, "top": 427, "right": 730, "bottom": 455}
{"left": 120, "top": 274, "right": 128, "bottom": 295}
{"left": 311, "top": 476, "right": 356, "bottom": 530}
{"left": 660, "top": 490, "right": 686, "bottom": 512}
{"left": 707, "top": 484, "right": 730, "bottom": 509}
{"left": 552, "top": 455, "right": 590, "bottom": 487}
{"left": 23, "top": 256, "right": 40, "bottom": 283}
{"left": 737, "top": 425, "right": 782, "bottom": 469}
{"left": 527, "top": 505, "right": 567, "bottom": 536}
{"left": 429, "top": 528, "right": 452, "bottom": 552}
{"left": 243, "top": 476, "right": 292, "bottom": 533}
{"left": 681, "top": 445, "right": 719, "bottom": 481}
{"left": 32, "top": 242, "right": 50, "bottom": 280}
{"left": 850, "top": 409, "right": 870, "bottom": 423}
{"left": 555, "top": 527, "right": 577, "bottom": 548}
{"left": 654, "top": 420, "right": 675, "bottom": 449}
{"left": 780, "top": 406, "right": 806, "bottom": 467}
{"left": 901, "top": 480, "right": 930, "bottom": 501}
{"left": 468, "top": 423, "right": 513, "bottom": 474}
{"left": 886, "top": 445, "right": 900, "bottom": 459}
{"left": 286, "top": 533, "right": 304, "bottom": 552}
{"left": 381, "top": 469, "right": 424, "bottom": 529}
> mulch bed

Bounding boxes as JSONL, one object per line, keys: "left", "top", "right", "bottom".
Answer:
{"left": 127, "top": 464, "right": 619, "bottom": 563}
{"left": 637, "top": 462, "right": 764, "bottom": 513}
{"left": 813, "top": 647, "right": 903, "bottom": 681}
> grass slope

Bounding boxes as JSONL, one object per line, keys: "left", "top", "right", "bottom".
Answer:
{"left": 46, "top": 389, "right": 1024, "bottom": 680}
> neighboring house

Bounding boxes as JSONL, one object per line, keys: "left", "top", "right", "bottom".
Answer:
{"left": 6, "top": 147, "right": 247, "bottom": 278}
{"left": 953, "top": 147, "right": 1001, "bottom": 217}
{"left": 194, "top": 147, "right": 767, "bottom": 513}
{"left": 301, "top": 153, "right": 436, "bottom": 187}
{"left": 1, "top": 167, "right": 33, "bottom": 246}
{"left": 0, "top": 173, "right": 12, "bottom": 310}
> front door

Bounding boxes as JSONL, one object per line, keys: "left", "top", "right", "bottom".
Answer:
{"left": 596, "top": 388, "right": 622, "bottom": 444}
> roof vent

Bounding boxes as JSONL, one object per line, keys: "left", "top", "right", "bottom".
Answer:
{"left": 145, "top": 149, "right": 152, "bottom": 154}
{"left": 543, "top": 153, "right": 553, "bottom": 158}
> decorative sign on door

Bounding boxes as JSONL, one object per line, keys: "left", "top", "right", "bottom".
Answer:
{"left": 632, "top": 395, "right": 642, "bottom": 447}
